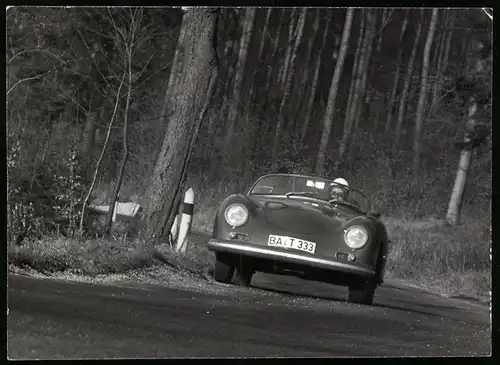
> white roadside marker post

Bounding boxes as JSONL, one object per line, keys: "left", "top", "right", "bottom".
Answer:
{"left": 170, "top": 214, "right": 179, "bottom": 247}
{"left": 112, "top": 192, "right": 120, "bottom": 223}
{"left": 176, "top": 188, "right": 194, "bottom": 254}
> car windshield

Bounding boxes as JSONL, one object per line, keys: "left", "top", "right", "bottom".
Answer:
{"left": 248, "top": 174, "right": 371, "bottom": 213}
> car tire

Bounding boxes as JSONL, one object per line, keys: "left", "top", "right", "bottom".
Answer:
{"left": 347, "top": 278, "right": 376, "bottom": 305}
{"left": 213, "top": 254, "right": 235, "bottom": 283}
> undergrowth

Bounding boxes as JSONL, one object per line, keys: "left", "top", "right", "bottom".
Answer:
{"left": 8, "top": 235, "right": 155, "bottom": 276}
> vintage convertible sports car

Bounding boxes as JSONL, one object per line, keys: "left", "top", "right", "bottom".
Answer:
{"left": 207, "top": 173, "right": 389, "bottom": 305}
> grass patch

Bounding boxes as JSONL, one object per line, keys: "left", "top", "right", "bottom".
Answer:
{"left": 384, "top": 217, "right": 491, "bottom": 301}
{"left": 8, "top": 235, "right": 155, "bottom": 277}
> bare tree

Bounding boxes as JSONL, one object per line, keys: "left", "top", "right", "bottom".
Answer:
{"left": 142, "top": 8, "right": 219, "bottom": 245}
{"left": 315, "top": 8, "right": 355, "bottom": 176}
{"left": 299, "top": 13, "right": 332, "bottom": 145}
{"left": 385, "top": 9, "right": 409, "bottom": 134}
{"left": 224, "top": 8, "right": 256, "bottom": 145}
{"left": 79, "top": 73, "right": 126, "bottom": 234}
{"left": 335, "top": 9, "right": 374, "bottom": 172}
{"left": 272, "top": 7, "right": 306, "bottom": 159}
{"left": 392, "top": 10, "right": 424, "bottom": 154}
{"left": 104, "top": 9, "right": 144, "bottom": 235}
{"left": 413, "top": 8, "right": 438, "bottom": 172}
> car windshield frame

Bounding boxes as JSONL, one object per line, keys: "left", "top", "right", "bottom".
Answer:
{"left": 247, "top": 173, "right": 372, "bottom": 213}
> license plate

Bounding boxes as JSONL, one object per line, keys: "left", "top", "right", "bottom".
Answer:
{"left": 268, "top": 235, "right": 316, "bottom": 254}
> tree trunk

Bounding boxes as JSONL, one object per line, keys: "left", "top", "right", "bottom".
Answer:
{"left": 142, "top": 9, "right": 219, "bottom": 245}
{"left": 160, "top": 21, "right": 187, "bottom": 126}
{"left": 343, "top": 9, "right": 365, "bottom": 134}
{"left": 315, "top": 8, "right": 355, "bottom": 176}
{"left": 294, "top": 9, "right": 320, "bottom": 127}
{"left": 431, "top": 10, "right": 454, "bottom": 114}
{"left": 262, "top": 9, "right": 285, "bottom": 115}
{"left": 353, "top": 9, "right": 377, "bottom": 133}
{"left": 225, "top": 8, "right": 256, "bottom": 145}
{"left": 429, "top": 11, "right": 445, "bottom": 114}
{"left": 272, "top": 7, "right": 306, "bottom": 160}
{"left": 446, "top": 101, "right": 477, "bottom": 225}
{"left": 413, "top": 8, "right": 438, "bottom": 172}
{"left": 248, "top": 7, "right": 272, "bottom": 111}
{"left": 375, "top": 9, "right": 390, "bottom": 53}
{"left": 80, "top": 111, "right": 97, "bottom": 178}
{"left": 440, "top": 13, "right": 454, "bottom": 78}
{"left": 299, "top": 13, "right": 332, "bottom": 145}
{"left": 279, "top": 8, "right": 298, "bottom": 90}
{"left": 392, "top": 11, "right": 424, "bottom": 154}
{"left": 335, "top": 9, "right": 374, "bottom": 173}
{"left": 209, "top": 37, "right": 233, "bottom": 139}
{"left": 385, "top": 9, "right": 409, "bottom": 134}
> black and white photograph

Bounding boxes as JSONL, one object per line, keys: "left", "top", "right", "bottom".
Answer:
{"left": 6, "top": 6, "right": 492, "bottom": 359}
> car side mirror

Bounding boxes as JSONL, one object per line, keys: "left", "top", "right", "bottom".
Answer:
{"left": 369, "top": 211, "right": 381, "bottom": 218}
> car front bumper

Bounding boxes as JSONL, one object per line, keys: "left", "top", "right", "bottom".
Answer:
{"left": 207, "top": 239, "right": 375, "bottom": 277}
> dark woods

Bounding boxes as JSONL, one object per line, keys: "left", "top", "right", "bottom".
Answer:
{"left": 6, "top": 7, "right": 491, "bottom": 243}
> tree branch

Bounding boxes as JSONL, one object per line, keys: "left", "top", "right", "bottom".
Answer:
{"left": 6, "top": 70, "right": 52, "bottom": 96}
{"left": 8, "top": 48, "right": 68, "bottom": 65}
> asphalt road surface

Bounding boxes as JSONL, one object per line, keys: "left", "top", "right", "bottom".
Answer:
{"left": 8, "top": 272, "right": 490, "bottom": 359}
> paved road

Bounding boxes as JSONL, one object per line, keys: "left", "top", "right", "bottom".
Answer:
{"left": 7, "top": 273, "right": 490, "bottom": 359}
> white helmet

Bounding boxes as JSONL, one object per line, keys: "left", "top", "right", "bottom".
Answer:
{"left": 332, "top": 178, "right": 349, "bottom": 188}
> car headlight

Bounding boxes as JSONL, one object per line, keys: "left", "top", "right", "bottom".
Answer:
{"left": 224, "top": 204, "right": 249, "bottom": 227}
{"left": 344, "top": 225, "right": 369, "bottom": 249}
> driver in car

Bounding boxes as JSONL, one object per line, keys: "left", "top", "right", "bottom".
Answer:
{"left": 329, "top": 178, "right": 350, "bottom": 202}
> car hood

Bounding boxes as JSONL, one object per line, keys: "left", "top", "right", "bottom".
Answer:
{"left": 248, "top": 196, "right": 360, "bottom": 236}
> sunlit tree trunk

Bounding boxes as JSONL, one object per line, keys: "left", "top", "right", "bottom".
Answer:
{"left": 294, "top": 9, "right": 320, "bottom": 126}
{"left": 446, "top": 101, "right": 477, "bottom": 225}
{"left": 279, "top": 7, "right": 298, "bottom": 89}
{"left": 413, "top": 8, "right": 438, "bottom": 172}
{"left": 392, "top": 10, "right": 423, "bottom": 154}
{"left": 385, "top": 9, "right": 409, "bottom": 134}
{"left": 143, "top": 8, "right": 219, "bottom": 245}
{"left": 299, "top": 13, "right": 332, "bottom": 145}
{"left": 315, "top": 8, "right": 354, "bottom": 176}
{"left": 335, "top": 9, "right": 373, "bottom": 172}
{"left": 225, "top": 8, "right": 256, "bottom": 145}
{"left": 272, "top": 7, "right": 306, "bottom": 160}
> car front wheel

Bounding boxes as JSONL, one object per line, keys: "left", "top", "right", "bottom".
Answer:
{"left": 214, "top": 253, "right": 235, "bottom": 283}
{"left": 347, "top": 278, "right": 376, "bottom": 305}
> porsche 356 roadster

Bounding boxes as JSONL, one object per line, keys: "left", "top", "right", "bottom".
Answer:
{"left": 207, "top": 173, "right": 389, "bottom": 305}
